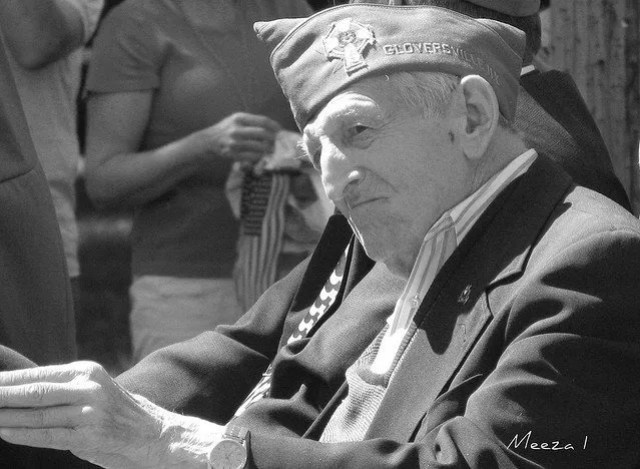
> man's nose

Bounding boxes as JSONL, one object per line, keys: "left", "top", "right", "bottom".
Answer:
{"left": 321, "top": 148, "right": 362, "bottom": 203}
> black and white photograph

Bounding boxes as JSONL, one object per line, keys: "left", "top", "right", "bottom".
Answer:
{"left": 0, "top": 1, "right": 639, "bottom": 467}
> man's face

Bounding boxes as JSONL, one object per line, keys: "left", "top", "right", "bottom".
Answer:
{"left": 302, "top": 78, "right": 468, "bottom": 275}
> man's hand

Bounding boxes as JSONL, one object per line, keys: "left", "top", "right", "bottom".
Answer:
{"left": 0, "top": 361, "right": 223, "bottom": 468}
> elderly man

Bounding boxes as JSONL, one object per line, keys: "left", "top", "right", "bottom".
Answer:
{"left": 1, "top": 4, "right": 640, "bottom": 469}
{"left": 116, "top": 0, "right": 636, "bottom": 437}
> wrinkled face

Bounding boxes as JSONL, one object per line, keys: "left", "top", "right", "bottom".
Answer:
{"left": 302, "top": 79, "right": 467, "bottom": 275}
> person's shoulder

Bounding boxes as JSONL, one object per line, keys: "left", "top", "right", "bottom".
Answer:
{"left": 103, "top": 0, "right": 171, "bottom": 25}
{"left": 526, "top": 153, "right": 637, "bottom": 235}
{"left": 58, "top": 0, "right": 104, "bottom": 42}
{"left": 542, "top": 185, "right": 640, "bottom": 258}
{"left": 98, "top": 0, "right": 176, "bottom": 43}
{"left": 564, "top": 186, "right": 639, "bottom": 231}
{"left": 520, "top": 68, "right": 574, "bottom": 88}
{"left": 59, "top": 0, "right": 104, "bottom": 18}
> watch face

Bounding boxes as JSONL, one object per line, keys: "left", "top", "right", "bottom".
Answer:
{"left": 209, "top": 439, "right": 247, "bottom": 469}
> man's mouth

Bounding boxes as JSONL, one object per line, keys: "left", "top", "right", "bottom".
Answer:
{"left": 346, "top": 196, "right": 384, "bottom": 211}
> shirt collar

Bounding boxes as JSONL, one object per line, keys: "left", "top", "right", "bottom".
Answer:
{"left": 521, "top": 64, "right": 536, "bottom": 76}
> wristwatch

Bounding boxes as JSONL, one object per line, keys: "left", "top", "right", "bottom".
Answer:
{"left": 208, "top": 425, "right": 250, "bottom": 469}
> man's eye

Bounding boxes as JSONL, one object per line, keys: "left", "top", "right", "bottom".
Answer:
{"left": 349, "top": 125, "right": 368, "bottom": 136}
{"left": 345, "top": 124, "right": 374, "bottom": 148}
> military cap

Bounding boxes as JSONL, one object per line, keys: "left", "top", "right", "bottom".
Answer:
{"left": 255, "top": 4, "right": 526, "bottom": 128}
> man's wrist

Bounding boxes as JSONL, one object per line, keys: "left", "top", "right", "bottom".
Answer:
{"left": 161, "top": 415, "right": 225, "bottom": 468}
{"left": 131, "top": 393, "right": 224, "bottom": 469}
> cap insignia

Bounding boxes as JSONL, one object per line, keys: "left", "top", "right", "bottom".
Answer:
{"left": 323, "top": 18, "right": 375, "bottom": 75}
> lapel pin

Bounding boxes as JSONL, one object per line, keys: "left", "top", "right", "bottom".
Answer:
{"left": 458, "top": 285, "right": 472, "bottom": 305}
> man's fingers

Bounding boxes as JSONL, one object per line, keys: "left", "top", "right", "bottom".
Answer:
{"left": 0, "top": 404, "right": 84, "bottom": 429}
{"left": 0, "top": 366, "right": 74, "bottom": 387}
{"left": 0, "top": 361, "right": 104, "bottom": 387}
{"left": 0, "top": 426, "right": 78, "bottom": 450}
{"left": 0, "top": 381, "right": 95, "bottom": 408}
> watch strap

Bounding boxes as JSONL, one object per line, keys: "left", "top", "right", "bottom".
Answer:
{"left": 208, "top": 425, "right": 250, "bottom": 469}
{"left": 225, "top": 425, "right": 249, "bottom": 443}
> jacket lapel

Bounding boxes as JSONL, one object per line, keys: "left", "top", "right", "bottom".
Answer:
{"left": 288, "top": 213, "right": 353, "bottom": 311}
{"left": 365, "top": 155, "right": 573, "bottom": 441}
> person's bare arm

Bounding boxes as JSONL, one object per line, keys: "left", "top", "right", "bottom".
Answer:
{"left": 84, "top": 90, "right": 202, "bottom": 208}
{"left": 85, "top": 91, "right": 281, "bottom": 208}
{"left": 0, "top": 0, "right": 85, "bottom": 69}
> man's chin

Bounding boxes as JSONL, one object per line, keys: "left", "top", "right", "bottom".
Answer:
{"left": 349, "top": 229, "right": 410, "bottom": 278}
{"left": 353, "top": 232, "right": 387, "bottom": 264}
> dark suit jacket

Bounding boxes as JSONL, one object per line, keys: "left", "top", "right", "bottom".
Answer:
{"left": 117, "top": 155, "right": 640, "bottom": 468}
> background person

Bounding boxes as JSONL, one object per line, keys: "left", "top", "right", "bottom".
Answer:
{"left": 0, "top": 0, "right": 104, "bottom": 347}
{"left": 0, "top": 25, "right": 82, "bottom": 469}
{"left": 83, "top": 0, "right": 313, "bottom": 362}
{"left": 0, "top": 3, "right": 85, "bottom": 367}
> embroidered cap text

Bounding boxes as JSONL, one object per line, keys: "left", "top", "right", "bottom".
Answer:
{"left": 382, "top": 42, "right": 501, "bottom": 86}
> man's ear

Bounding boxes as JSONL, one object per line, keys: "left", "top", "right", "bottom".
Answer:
{"left": 457, "top": 75, "right": 499, "bottom": 160}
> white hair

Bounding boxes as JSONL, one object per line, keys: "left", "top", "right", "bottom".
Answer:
{"left": 382, "top": 71, "right": 459, "bottom": 117}
{"left": 370, "top": 71, "right": 516, "bottom": 130}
